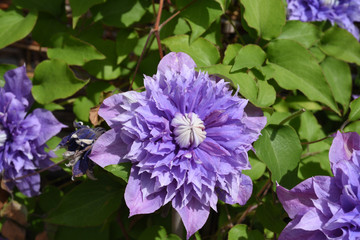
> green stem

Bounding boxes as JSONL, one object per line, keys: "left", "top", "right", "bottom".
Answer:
{"left": 279, "top": 108, "right": 305, "bottom": 125}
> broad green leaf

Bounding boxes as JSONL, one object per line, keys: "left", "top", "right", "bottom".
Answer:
{"left": 43, "top": 102, "right": 65, "bottom": 111}
{"left": 321, "top": 57, "right": 352, "bottom": 113}
{"left": 138, "top": 225, "right": 171, "bottom": 240}
{"left": 69, "top": 0, "right": 105, "bottom": 28}
{"left": 267, "top": 39, "right": 339, "bottom": 114}
{"left": 73, "top": 96, "right": 94, "bottom": 122}
{"left": 215, "top": 0, "right": 230, "bottom": 12}
{"left": 38, "top": 186, "right": 63, "bottom": 212}
{"left": 228, "top": 224, "right": 247, "bottom": 240}
{"left": 266, "top": 112, "right": 291, "bottom": 126}
{"left": 116, "top": 29, "right": 138, "bottom": 64}
{"left": 297, "top": 111, "right": 325, "bottom": 142}
{"left": 278, "top": 21, "right": 320, "bottom": 48}
{"left": 344, "top": 120, "right": 360, "bottom": 134}
{"left": 104, "top": 163, "right": 131, "bottom": 183}
{"left": 162, "top": 35, "right": 220, "bottom": 67}
{"left": 32, "top": 59, "right": 89, "bottom": 104}
{"left": 223, "top": 43, "right": 242, "bottom": 65}
{"left": 202, "top": 19, "right": 222, "bottom": 46}
{"left": 256, "top": 79, "right": 276, "bottom": 107}
{"left": 13, "top": 0, "right": 63, "bottom": 16}
{"left": 254, "top": 200, "right": 287, "bottom": 234}
{"left": 200, "top": 64, "right": 257, "bottom": 102}
{"left": 309, "top": 46, "right": 326, "bottom": 62}
{"left": 93, "top": 0, "right": 148, "bottom": 28}
{"left": 0, "top": 64, "right": 16, "bottom": 87}
{"left": 285, "top": 95, "right": 323, "bottom": 111}
{"left": 32, "top": 12, "right": 69, "bottom": 47}
{"left": 298, "top": 151, "right": 332, "bottom": 180}
{"left": 243, "top": 153, "right": 266, "bottom": 181}
{"left": 47, "top": 174, "right": 123, "bottom": 226}
{"left": 178, "top": 0, "right": 223, "bottom": 42}
{"left": 83, "top": 40, "right": 122, "bottom": 80}
{"left": 55, "top": 226, "right": 109, "bottom": 240}
{"left": 254, "top": 125, "right": 302, "bottom": 188}
{"left": 0, "top": 10, "right": 37, "bottom": 49}
{"left": 319, "top": 27, "right": 360, "bottom": 65}
{"left": 240, "top": 0, "right": 286, "bottom": 40}
{"left": 47, "top": 34, "right": 105, "bottom": 66}
{"left": 231, "top": 44, "right": 266, "bottom": 71}
{"left": 349, "top": 97, "right": 360, "bottom": 121}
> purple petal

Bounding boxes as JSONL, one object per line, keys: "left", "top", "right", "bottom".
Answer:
{"left": 89, "top": 129, "right": 128, "bottom": 168}
{"left": 276, "top": 178, "right": 317, "bottom": 219}
{"left": 174, "top": 198, "right": 210, "bottom": 239}
{"left": 157, "top": 52, "right": 197, "bottom": 76}
{"left": 4, "top": 65, "right": 33, "bottom": 108}
{"left": 125, "top": 167, "right": 165, "bottom": 217}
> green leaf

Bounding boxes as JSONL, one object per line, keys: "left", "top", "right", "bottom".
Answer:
{"left": 298, "top": 151, "right": 332, "bottom": 180}
{"left": 73, "top": 96, "right": 95, "bottom": 122}
{"left": 104, "top": 163, "right": 131, "bottom": 183}
{"left": 344, "top": 120, "right": 360, "bottom": 135}
{"left": 319, "top": 27, "right": 360, "bottom": 65}
{"left": 47, "top": 34, "right": 105, "bottom": 66}
{"left": 240, "top": 0, "right": 286, "bottom": 40}
{"left": 162, "top": 35, "right": 220, "bottom": 67}
{"left": 47, "top": 174, "right": 123, "bottom": 226}
{"left": 178, "top": 0, "right": 223, "bottom": 42}
{"left": 243, "top": 153, "right": 266, "bottom": 181}
{"left": 254, "top": 200, "right": 286, "bottom": 234}
{"left": 231, "top": 44, "right": 266, "bottom": 71}
{"left": 0, "top": 10, "right": 37, "bottom": 49}
{"left": 267, "top": 39, "right": 339, "bottom": 114}
{"left": 32, "top": 59, "right": 89, "bottom": 104}
{"left": 228, "top": 224, "right": 248, "bottom": 240}
{"left": 55, "top": 226, "right": 109, "bottom": 240}
{"left": 223, "top": 43, "right": 242, "bottom": 65}
{"left": 254, "top": 125, "right": 302, "bottom": 188}
{"left": 200, "top": 64, "right": 257, "bottom": 102}
{"left": 138, "top": 225, "right": 170, "bottom": 240}
{"left": 83, "top": 40, "right": 122, "bottom": 80}
{"left": 309, "top": 46, "right": 326, "bottom": 62}
{"left": 13, "top": 0, "right": 63, "bottom": 16}
{"left": 285, "top": 95, "right": 323, "bottom": 111}
{"left": 296, "top": 111, "right": 325, "bottom": 142}
{"left": 93, "top": 0, "right": 148, "bottom": 28}
{"left": 38, "top": 186, "right": 63, "bottom": 212}
{"left": 321, "top": 57, "right": 352, "bottom": 113}
{"left": 349, "top": 97, "right": 360, "bottom": 121}
{"left": 255, "top": 78, "right": 276, "bottom": 107}
{"left": 69, "top": 0, "right": 105, "bottom": 28}
{"left": 277, "top": 21, "right": 320, "bottom": 48}
{"left": 215, "top": 0, "right": 230, "bottom": 12}
{"left": 116, "top": 29, "right": 138, "bottom": 64}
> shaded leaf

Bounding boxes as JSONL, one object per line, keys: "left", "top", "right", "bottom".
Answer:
{"left": 104, "top": 163, "right": 131, "bottom": 183}
{"left": 32, "top": 59, "right": 89, "bottom": 104}
{"left": 223, "top": 44, "right": 242, "bottom": 65}
{"left": 13, "top": 0, "right": 63, "bottom": 16}
{"left": 349, "top": 97, "right": 360, "bottom": 121}
{"left": 0, "top": 10, "right": 37, "bottom": 49}
{"left": 69, "top": 0, "right": 105, "bottom": 28}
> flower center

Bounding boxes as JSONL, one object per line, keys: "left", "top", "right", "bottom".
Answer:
{"left": 171, "top": 112, "right": 206, "bottom": 148}
{"left": 0, "top": 124, "right": 7, "bottom": 148}
{"left": 321, "top": 0, "right": 338, "bottom": 6}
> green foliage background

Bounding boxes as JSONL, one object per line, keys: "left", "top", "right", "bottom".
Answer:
{"left": 0, "top": 0, "right": 359, "bottom": 239}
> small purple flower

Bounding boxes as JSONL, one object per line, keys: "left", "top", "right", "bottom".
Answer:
{"left": 287, "top": 0, "right": 360, "bottom": 40}
{"left": 277, "top": 131, "right": 360, "bottom": 239}
{"left": 90, "top": 52, "right": 266, "bottom": 238}
{"left": 0, "top": 66, "right": 65, "bottom": 197}
{"left": 56, "top": 122, "right": 105, "bottom": 179}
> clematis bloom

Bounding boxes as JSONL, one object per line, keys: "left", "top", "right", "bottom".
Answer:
{"left": 0, "top": 66, "right": 65, "bottom": 196}
{"left": 90, "top": 52, "right": 266, "bottom": 238}
{"left": 277, "top": 131, "right": 360, "bottom": 239}
{"left": 287, "top": 0, "right": 360, "bottom": 40}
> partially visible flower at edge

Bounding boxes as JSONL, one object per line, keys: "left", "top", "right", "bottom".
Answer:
{"left": 89, "top": 52, "right": 267, "bottom": 238}
{"left": 286, "top": 0, "right": 360, "bottom": 40}
{"left": 56, "top": 121, "right": 105, "bottom": 180}
{"left": 277, "top": 131, "right": 360, "bottom": 239}
{"left": 0, "top": 66, "right": 65, "bottom": 197}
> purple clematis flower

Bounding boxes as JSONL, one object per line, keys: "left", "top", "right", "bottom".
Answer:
{"left": 287, "top": 0, "right": 360, "bottom": 40}
{"left": 0, "top": 66, "right": 65, "bottom": 197}
{"left": 90, "top": 52, "right": 266, "bottom": 238}
{"left": 277, "top": 131, "right": 360, "bottom": 239}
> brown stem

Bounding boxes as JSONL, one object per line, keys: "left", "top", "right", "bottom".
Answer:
{"left": 117, "top": 212, "right": 131, "bottom": 240}
{"left": 154, "top": 0, "right": 164, "bottom": 59}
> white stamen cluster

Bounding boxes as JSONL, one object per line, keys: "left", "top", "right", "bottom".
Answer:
{"left": 171, "top": 112, "right": 206, "bottom": 148}
{"left": 0, "top": 125, "right": 7, "bottom": 148}
{"left": 321, "top": 0, "right": 339, "bottom": 6}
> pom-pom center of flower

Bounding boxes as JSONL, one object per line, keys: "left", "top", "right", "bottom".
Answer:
{"left": 0, "top": 125, "right": 7, "bottom": 147}
{"left": 171, "top": 112, "right": 206, "bottom": 149}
